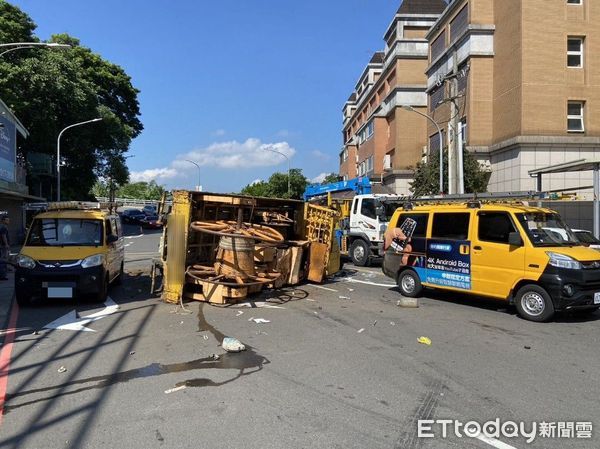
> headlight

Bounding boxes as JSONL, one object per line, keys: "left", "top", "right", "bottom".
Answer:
{"left": 546, "top": 252, "right": 582, "bottom": 270}
{"left": 17, "top": 255, "right": 36, "bottom": 269}
{"left": 81, "top": 254, "right": 104, "bottom": 269}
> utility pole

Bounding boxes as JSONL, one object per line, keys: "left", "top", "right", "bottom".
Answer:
{"left": 447, "top": 52, "right": 464, "bottom": 194}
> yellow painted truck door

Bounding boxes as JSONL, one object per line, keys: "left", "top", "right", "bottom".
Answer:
{"left": 470, "top": 211, "right": 525, "bottom": 299}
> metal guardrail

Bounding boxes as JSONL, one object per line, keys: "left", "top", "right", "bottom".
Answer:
{"left": 95, "top": 197, "right": 172, "bottom": 207}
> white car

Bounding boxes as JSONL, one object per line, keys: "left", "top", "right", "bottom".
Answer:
{"left": 572, "top": 229, "right": 600, "bottom": 250}
{"left": 542, "top": 227, "right": 600, "bottom": 250}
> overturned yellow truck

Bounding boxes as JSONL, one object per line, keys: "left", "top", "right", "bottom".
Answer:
{"left": 159, "top": 191, "right": 340, "bottom": 304}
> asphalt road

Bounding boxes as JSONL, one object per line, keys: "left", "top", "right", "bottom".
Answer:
{"left": 1, "top": 231, "right": 599, "bottom": 449}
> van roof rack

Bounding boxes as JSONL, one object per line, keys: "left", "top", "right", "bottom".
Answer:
{"left": 47, "top": 201, "right": 120, "bottom": 212}
{"left": 400, "top": 191, "right": 560, "bottom": 210}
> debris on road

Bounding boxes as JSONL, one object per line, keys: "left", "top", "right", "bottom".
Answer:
{"left": 417, "top": 336, "right": 432, "bottom": 346}
{"left": 211, "top": 353, "right": 220, "bottom": 360}
{"left": 306, "top": 298, "right": 316, "bottom": 302}
{"left": 357, "top": 328, "right": 365, "bottom": 333}
{"left": 129, "top": 351, "right": 135, "bottom": 355}
{"left": 203, "top": 335, "right": 209, "bottom": 340}
{"left": 397, "top": 298, "right": 419, "bottom": 308}
{"left": 57, "top": 366, "right": 67, "bottom": 373}
{"left": 339, "top": 296, "right": 350, "bottom": 300}
{"left": 524, "top": 346, "right": 531, "bottom": 350}
{"left": 390, "top": 322, "right": 396, "bottom": 326}
{"left": 165, "top": 385, "right": 187, "bottom": 394}
{"left": 222, "top": 337, "right": 246, "bottom": 352}
{"left": 249, "top": 318, "right": 270, "bottom": 324}
{"left": 347, "top": 288, "right": 354, "bottom": 292}
{"left": 372, "top": 320, "right": 377, "bottom": 326}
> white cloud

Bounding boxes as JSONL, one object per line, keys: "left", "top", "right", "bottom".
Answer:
{"left": 130, "top": 167, "right": 178, "bottom": 183}
{"left": 130, "top": 138, "right": 296, "bottom": 185}
{"left": 310, "top": 173, "right": 329, "bottom": 184}
{"left": 311, "top": 150, "right": 331, "bottom": 161}
{"left": 172, "top": 138, "right": 295, "bottom": 170}
{"left": 211, "top": 129, "right": 226, "bottom": 137}
{"left": 250, "top": 178, "right": 263, "bottom": 185}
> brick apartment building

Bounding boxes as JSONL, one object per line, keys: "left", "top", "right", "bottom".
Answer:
{"left": 426, "top": 0, "right": 600, "bottom": 195}
{"left": 339, "top": 0, "right": 447, "bottom": 194}
{"left": 340, "top": 0, "right": 600, "bottom": 204}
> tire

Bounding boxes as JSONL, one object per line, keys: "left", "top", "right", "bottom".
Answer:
{"left": 514, "top": 284, "right": 555, "bottom": 322}
{"left": 397, "top": 269, "right": 422, "bottom": 298}
{"left": 350, "top": 239, "right": 370, "bottom": 266}
{"left": 96, "top": 275, "right": 109, "bottom": 303}
{"left": 114, "top": 262, "right": 124, "bottom": 285}
{"left": 15, "top": 290, "right": 31, "bottom": 307}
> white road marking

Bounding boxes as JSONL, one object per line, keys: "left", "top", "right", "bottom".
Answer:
{"left": 230, "top": 301, "right": 285, "bottom": 309}
{"left": 43, "top": 298, "right": 120, "bottom": 332}
{"left": 164, "top": 385, "right": 187, "bottom": 394}
{"left": 343, "top": 278, "right": 396, "bottom": 288}
{"left": 311, "top": 285, "right": 338, "bottom": 292}
{"left": 124, "top": 234, "right": 144, "bottom": 239}
{"left": 475, "top": 434, "right": 518, "bottom": 449}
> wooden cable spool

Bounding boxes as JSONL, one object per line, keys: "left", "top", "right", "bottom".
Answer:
{"left": 190, "top": 220, "right": 284, "bottom": 243}
{"left": 214, "top": 236, "right": 256, "bottom": 280}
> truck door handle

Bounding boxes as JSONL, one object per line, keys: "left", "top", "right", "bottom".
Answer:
{"left": 473, "top": 246, "right": 482, "bottom": 250}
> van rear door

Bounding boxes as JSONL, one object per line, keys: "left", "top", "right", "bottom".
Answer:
{"left": 470, "top": 211, "right": 525, "bottom": 299}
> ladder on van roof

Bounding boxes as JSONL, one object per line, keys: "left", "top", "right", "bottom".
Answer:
{"left": 380, "top": 190, "right": 574, "bottom": 209}
{"left": 47, "top": 201, "right": 120, "bottom": 213}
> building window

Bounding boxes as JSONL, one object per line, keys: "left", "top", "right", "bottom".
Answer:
{"left": 567, "top": 102, "right": 584, "bottom": 132}
{"left": 430, "top": 85, "right": 444, "bottom": 111}
{"left": 431, "top": 30, "right": 446, "bottom": 61}
{"left": 450, "top": 5, "right": 469, "bottom": 43}
{"left": 567, "top": 37, "right": 583, "bottom": 68}
{"left": 358, "top": 120, "right": 374, "bottom": 144}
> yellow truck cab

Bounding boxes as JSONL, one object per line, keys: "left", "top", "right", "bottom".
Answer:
{"left": 382, "top": 201, "right": 600, "bottom": 322}
{"left": 15, "top": 202, "right": 124, "bottom": 305}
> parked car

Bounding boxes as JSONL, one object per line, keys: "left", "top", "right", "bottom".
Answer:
{"left": 121, "top": 209, "right": 146, "bottom": 224}
{"left": 141, "top": 214, "right": 163, "bottom": 229}
{"left": 142, "top": 205, "right": 157, "bottom": 216}
{"left": 573, "top": 229, "right": 600, "bottom": 250}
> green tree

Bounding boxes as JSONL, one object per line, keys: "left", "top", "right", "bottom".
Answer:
{"left": 117, "top": 181, "right": 165, "bottom": 200}
{"left": 241, "top": 181, "right": 271, "bottom": 198}
{"left": 0, "top": 4, "right": 142, "bottom": 200}
{"left": 410, "top": 150, "right": 490, "bottom": 196}
{"left": 240, "top": 169, "right": 309, "bottom": 200}
{"left": 320, "top": 173, "right": 340, "bottom": 184}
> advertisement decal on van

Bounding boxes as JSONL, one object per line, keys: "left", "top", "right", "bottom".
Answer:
{"left": 425, "top": 240, "right": 471, "bottom": 290}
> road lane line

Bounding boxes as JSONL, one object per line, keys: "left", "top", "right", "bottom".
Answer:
{"left": 343, "top": 278, "right": 396, "bottom": 288}
{"left": 0, "top": 301, "right": 20, "bottom": 427}
{"left": 476, "top": 434, "right": 518, "bottom": 449}
{"left": 311, "top": 285, "right": 338, "bottom": 292}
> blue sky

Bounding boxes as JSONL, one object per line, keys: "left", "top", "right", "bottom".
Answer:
{"left": 13, "top": 0, "right": 400, "bottom": 192}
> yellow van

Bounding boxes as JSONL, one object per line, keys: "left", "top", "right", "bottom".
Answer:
{"left": 382, "top": 201, "right": 600, "bottom": 321}
{"left": 15, "top": 202, "right": 124, "bottom": 305}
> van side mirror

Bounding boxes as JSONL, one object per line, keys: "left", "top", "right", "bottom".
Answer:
{"left": 508, "top": 232, "right": 523, "bottom": 247}
{"left": 376, "top": 205, "right": 385, "bottom": 219}
{"left": 107, "top": 234, "right": 119, "bottom": 244}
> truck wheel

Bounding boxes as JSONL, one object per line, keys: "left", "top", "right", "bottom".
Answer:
{"left": 515, "top": 284, "right": 555, "bottom": 322}
{"left": 397, "top": 269, "right": 422, "bottom": 298}
{"left": 350, "top": 240, "right": 370, "bottom": 266}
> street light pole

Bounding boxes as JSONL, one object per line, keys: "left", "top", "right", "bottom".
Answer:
{"left": 262, "top": 148, "right": 291, "bottom": 195}
{"left": 184, "top": 160, "right": 201, "bottom": 191}
{"left": 56, "top": 118, "right": 103, "bottom": 201}
{"left": 0, "top": 42, "right": 70, "bottom": 58}
{"left": 402, "top": 105, "right": 444, "bottom": 195}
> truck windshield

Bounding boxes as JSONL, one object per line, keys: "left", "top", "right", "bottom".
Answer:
{"left": 27, "top": 218, "right": 104, "bottom": 247}
{"left": 515, "top": 213, "right": 580, "bottom": 247}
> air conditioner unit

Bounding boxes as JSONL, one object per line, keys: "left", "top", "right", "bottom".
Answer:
{"left": 383, "top": 154, "right": 392, "bottom": 170}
